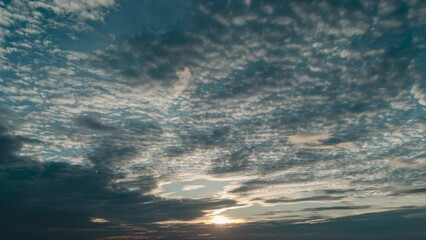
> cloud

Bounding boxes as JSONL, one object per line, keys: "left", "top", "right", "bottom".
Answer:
{"left": 98, "top": 236, "right": 151, "bottom": 240}
{"left": 31, "top": 0, "right": 116, "bottom": 21}
{"left": 174, "top": 66, "right": 192, "bottom": 95}
{"left": 127, "top": 207, "right": 426, "bottom": 240}
{"left": 76, "top": 115, "right": 117, "bottom": 132}
{"left": 288, "top": 133, "right": 331, "bottom": 146}
{"left": 265, "top": 196, "right": 345, "bottom": 204}
{"left": 0, "top": 106, "right": 239, "bottom": 238}
{"left": 90, "top": 217, "right": 109, "bottom": 223}
{"left": 389, "top": 188, "right": 426, "bottom": 196}
{"left": 88, "top": 30, "right": 203, "bottom": 89}
{"left": 0, "top": 128, "right": 26, "bottom": 165}
{"left": 182, "top": 185, "right": 205, "bottom": 192}
{"left": 1, "top": 1, "right": 426, "bottom": 238}
{"left": 0, "top": 107, "right": 42, "bottom": 165}
{"left": 303, "top": 205, "right": 371, "bottom": 212}
{"left": 286, "top": 133, "right": 358, "bottom": 150}
{"left": 411, "top": 84, "right": 426, "bottom": 106}
{"left": 319, "top": 189, "right": 359, "bottom": 195}
{"left": 0, "top": 146, "right": 238, "bottom": 240}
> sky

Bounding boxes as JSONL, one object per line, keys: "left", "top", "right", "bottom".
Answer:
{"left": 0, "top": 0, "right": 426, "bottom": 239}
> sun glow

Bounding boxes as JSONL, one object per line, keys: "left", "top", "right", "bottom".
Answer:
{"left": 209, "top": 215, "right": 239, "bottom": 225}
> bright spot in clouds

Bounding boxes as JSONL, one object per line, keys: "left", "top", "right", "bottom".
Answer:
{"left": 182, "top": 184, "right": 205, "bottom": 191}
{"left": 208, "top": 215, "right": 243, "bottom": 225}
{"left": 90, "top": 217, "right": 109, "bottom": 223}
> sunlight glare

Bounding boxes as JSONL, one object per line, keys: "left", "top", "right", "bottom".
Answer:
{"left": 209, "top": 215, "right": 236, "bottom": 225}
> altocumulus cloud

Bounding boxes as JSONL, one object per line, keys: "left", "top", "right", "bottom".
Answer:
{"left": 0, "top": 0, "right": 426, "bottom": 239}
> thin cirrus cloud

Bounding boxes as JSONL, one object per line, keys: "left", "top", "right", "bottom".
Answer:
{"left": 0, "top": 0, "right": 426, "bottom": 239}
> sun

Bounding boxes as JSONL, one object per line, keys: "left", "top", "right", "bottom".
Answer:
{"left": 209, "top": 215, "right": 237, "bottom": 225}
